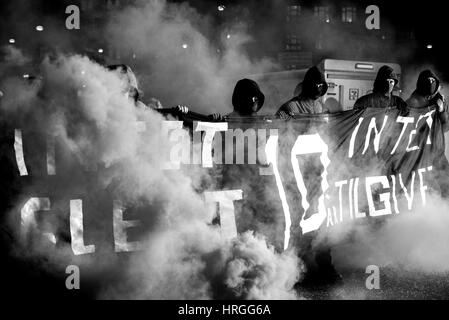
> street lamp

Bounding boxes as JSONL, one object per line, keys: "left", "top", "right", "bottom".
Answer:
{"left": 182, "top": 43, "right": 188, "bottom": 49}
{"left": 9, "top": 38, "right": 15, "bottom": 44}
{"left": 98, "top": 48, "right": 104, "bottom": 53}
{"left": 427, "top": 44, "right": 433, "bottom": 49}
{"left": 36, "top": 25, "right": 44, "bottom": 31}
{"left": 218, "top": 5, "right": 225, "bottom": 12}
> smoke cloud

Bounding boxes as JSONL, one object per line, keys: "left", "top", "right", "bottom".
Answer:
{"left": 0, "top": 47, "right": 302, "bottom": 299}
{"left": 104, "top": 0, "right": 277, "bottom": 114}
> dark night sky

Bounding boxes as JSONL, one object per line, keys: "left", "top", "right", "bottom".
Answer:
{"left": 0, "top": 0, "right": 448, "bottom": 77}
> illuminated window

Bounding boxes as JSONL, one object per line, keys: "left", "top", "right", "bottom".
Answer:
{"left": 286, "top": 35, "right": 301, "bottom": 51}
{"left": 314, "top": 6, "right": 330, "bottom": 22}
{"left": 288, "top": 5, "right": 301, "bottom": 16}
{"left": 287, "top": 5, "right": 301, "bottom": 22}
{"left": 342, "top": 7, "right": 356, "bottom": 23}
{"left": 287, "top": 34, "right": 299, "bottom": 44}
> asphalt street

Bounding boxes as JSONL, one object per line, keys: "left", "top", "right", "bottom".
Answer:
{"left": 297, "top": 267, "right": 449, "bottom": 299}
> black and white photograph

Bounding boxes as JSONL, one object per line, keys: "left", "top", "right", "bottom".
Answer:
{"left": 1, "top": 0, "right": 449, "bottom": 309}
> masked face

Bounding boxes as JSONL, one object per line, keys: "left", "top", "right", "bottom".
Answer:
{"left": 386, "top": 78, "right": 395, "bottom": 95}
{"left": 377, "top": 78, "right": 395, "bottom": 95}
{"left": 422, "top": 77, "right": 437, "bottom": 96}
{"left": 251, "top": 96, "right": 260, "bottom": 113}
{"left": 307, "top": 83, "right": 325, "bottom": 99}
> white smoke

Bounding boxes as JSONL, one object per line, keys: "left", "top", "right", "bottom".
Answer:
{"left": 104, "top": 0, "right": 276, "bottom": 114}
{"left": 325, "top": 194, "right": 449, "bottom": 274}
{"left": 0, "top": 50, "right": 302, "bottom": 299}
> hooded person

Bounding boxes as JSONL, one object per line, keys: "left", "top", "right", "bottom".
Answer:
{"left": 227, "top": 78, "right": 265, "bottom": 117}
{"left": 406, "top": 69, "right": 448, "bottom": 119}
{"left": 208, "top": 78, "right": 265, "bottom": 121}
{"left": 276, "top": 66, "right": 328, "bottom": 118}
{"left": 406, "top": 69, "right": 449, "bottom": 197}
{"left": 275, "top": 67, "right": 342, "bottom": 285}
{"left": 214, "top": 78, "right": 285, "bottom": 251}
{"left": 353, "top": 65, "right": 407, "bottom": 111}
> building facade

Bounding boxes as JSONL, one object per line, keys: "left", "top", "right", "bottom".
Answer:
{"left": 278, "top": 0, "right": 415, "bottom": 69}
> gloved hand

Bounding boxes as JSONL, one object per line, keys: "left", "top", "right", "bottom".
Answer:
{"left": 174, "top": 105, "right": 189, "bottom": 114}
{"left": 277, "top": 110, "right": 293, "bottom": 120}
{"left": 434, "top": 92, "right": 446, "bottom": 112}
{"left": 208, "top": 113, "right": 224, "bottom": 121}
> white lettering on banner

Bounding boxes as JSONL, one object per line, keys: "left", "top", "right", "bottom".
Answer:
{"left": 265, "top": 135, "right": 291, "bottom": 250}
{"left": 418, "top": 166, "right": 432, "bottom": 205}
{"left": 212, "top": 129, "right": 223, "bottom": 165}
{"left": 363, "top": 116, "right": 388, "bottom": 155}
{"left": 204, "top": 190, "right": 242, "bottom": 240}
{"left": 169, "top": 126, "right": 191, "bottom": 168}
{"left": 270, "top": 165, "right": 432, "bottom": 231}
{"left": 194, "top": 122, "right": 228, "bottom": 168}
{"left": 291, "top": 134, "right": 330, "bottom": 234}
{"left": 225, "top": 128, "right": 257, "bottom": 164}
{"left": 20, "top": 197, "right": 53, "bottom": 242}
{"left": 366, "top": 176, "right": 392, "bottom": 217}
{"left": 399, "top": 172, "right": 415, "bottom": 210}
{"left": 259, "top": 129, "right": 279, "bottom": 175}
{"left": 162, "top": 121, "right": 184, "bottom": 169}
{"left": 348, "top": 117, "right": 364, "bottom": 158}
{"left": 419, "top": 111, "right": 435, "bottom": 145}
{"left": 192, "top": 130, "right": 202, "bottom": 165}
{"left": 348, "top": 178, "right": 354, "bottom": 219}
{"left": 70, "top": 200, "right": 95, "bottom": 255}
{"left": 353, "top": 178, "right": 366, "bottom": 218}
{"left": 406, "top": 110, "right": 435, "bottom": 152}
{"left": 14, "top": 129, "right": 28, "bottom": 176}
{"left": 392, "top": 117, "right": 414, "bottom": 154}
{"left": 390, "top": 175, "right": 399, "bottom": 213}
{"left": 113, "top": 200, "right": 143, "bottom": 252}
{"left": 406, "top": 129, "right": 419, "bottom": 152}
{"left": 335, "top": 180, "right": 348, "bottom": 222}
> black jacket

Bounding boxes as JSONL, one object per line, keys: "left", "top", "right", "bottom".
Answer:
{"left": 354, "top": 65, "right": 407, "bottom": 112}
{"left": 406, "top": 69, "right": 449, "bottom": 130}
{"left": 276, "top": 66, "right": 328, "bottom": 115}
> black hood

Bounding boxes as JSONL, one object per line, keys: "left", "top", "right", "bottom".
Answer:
{"left": 300, "top": 66, "right": 328, "bottom": 99}
{"left": 373, "top": 65, "right": 398, "bottom": 94}
{"left": 232, "top": 78, "right": 265, "bottom": 114}
{"left": 415, "top": 69, "right": 440, "bottom": 96}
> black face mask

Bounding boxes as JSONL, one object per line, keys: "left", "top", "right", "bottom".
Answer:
{"left": 376, "top": 80, "right": 394, "bottom": 95}
{"left": 421, "top": 81, "right": 437, "bottom": 96}
{"left": 307, "top": 83, "right": 324, "bottom": 99}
